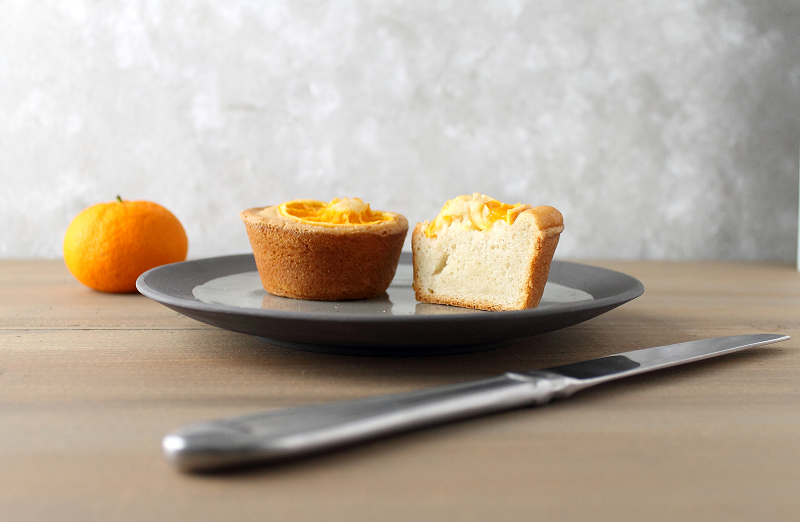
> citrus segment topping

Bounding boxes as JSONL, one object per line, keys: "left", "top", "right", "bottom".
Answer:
{"left": 425, "top": 193, "right": 531, "bottom": 237}
{"left": 278, "top": 198, "right": 396, "bottom": 226}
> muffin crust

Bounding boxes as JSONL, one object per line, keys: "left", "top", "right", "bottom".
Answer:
{"left": 241, "top": 205, "right": 408, "bottom": 301}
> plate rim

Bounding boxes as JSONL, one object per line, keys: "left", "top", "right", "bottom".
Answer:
{"left": 137, "top": 253, "right": 644, "bottom": 354}
{"left": 136, "top": 253, "right": 644, "bottom": 325}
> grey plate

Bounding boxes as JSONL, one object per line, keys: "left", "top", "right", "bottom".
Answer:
{"left": 136, "top": 253, "right": 643, "bottom": 356}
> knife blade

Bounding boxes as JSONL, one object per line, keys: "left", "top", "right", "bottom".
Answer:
{"left": 163, "top": 333, "right": 788, "bottom": 472}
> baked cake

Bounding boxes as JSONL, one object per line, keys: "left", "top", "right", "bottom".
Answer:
{"left": 240, "top": 198, "right": 408, "bottom": 301}
{"left": 412, "top": 193, "right": 563, "bottom": 311}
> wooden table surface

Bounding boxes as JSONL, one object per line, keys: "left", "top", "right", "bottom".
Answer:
{"left": 2, "top": 258, "right": 799, "bottom": 521}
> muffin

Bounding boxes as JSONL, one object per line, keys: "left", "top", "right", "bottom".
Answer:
{"left": 240, "top": 198, "right": 408, "bottom": 301}
{"left": 412, "top": 193, "right": 563, "bottom": 311}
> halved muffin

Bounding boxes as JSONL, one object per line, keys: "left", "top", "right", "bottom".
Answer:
{"left": 412, "top": 193, "right": 563, "bottom": 311}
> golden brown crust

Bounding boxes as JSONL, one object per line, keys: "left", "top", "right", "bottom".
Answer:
{"left": 514, "top": 205, "right": 564, "bottom": 238}
{"left": 412, "top": 205, "right": 563, "bottom": 311}
{"left": 241, "top": 206, "right": 408, "bottom": 301}
{"left": 516, "top": 205, "right": 563, "bottom": 310}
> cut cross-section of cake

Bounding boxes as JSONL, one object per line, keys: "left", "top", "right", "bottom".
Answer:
{"left": 412, "top": 193, "right": 564, "bottom": 311}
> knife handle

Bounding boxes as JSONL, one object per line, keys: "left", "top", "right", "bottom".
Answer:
{"left": 163, "top": 371, "right": 571, "bottom": 472}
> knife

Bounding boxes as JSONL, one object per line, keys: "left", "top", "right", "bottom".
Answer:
{"left": 163, "top": 333, "right": 788, "bottom": 472}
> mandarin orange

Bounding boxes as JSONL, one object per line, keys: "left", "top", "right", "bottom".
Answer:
{"left": 63, "top": 196, "right": 188, "bottom": 293}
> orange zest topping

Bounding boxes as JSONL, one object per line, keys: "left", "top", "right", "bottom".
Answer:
{"left": 278, "top": 198, "right": 396, "bottom": 226}
{"left": 425, "top": 193, "right": 531, "bottom": 238}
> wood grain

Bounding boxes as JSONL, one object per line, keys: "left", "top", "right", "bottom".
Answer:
{"left": 1, "top": 259, "right": 799, "bottom": 521}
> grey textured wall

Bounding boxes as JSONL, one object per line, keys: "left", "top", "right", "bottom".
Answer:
{"left": 2, "top": 0, "right": 798, "bottom": 261}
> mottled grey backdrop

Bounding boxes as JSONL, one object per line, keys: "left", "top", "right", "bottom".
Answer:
{"left": 2, "top": 0, "right": 799, "bottom": 261}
